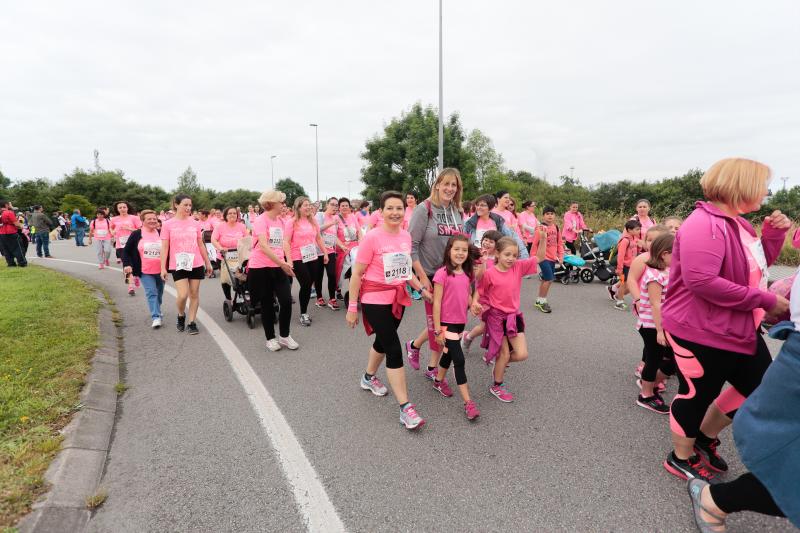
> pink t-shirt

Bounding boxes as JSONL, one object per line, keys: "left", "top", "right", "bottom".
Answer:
{"left": 160, "top": 217, "right": 203, "bottom": 270}
{"left": 319, "top": 213, "right": 338, "bottom": 254}
{"left": 492, "top": 208, "right": 514, "bottom": 228}
{"left": 110, "top": 215, "right": 142, "bottom": 249}
{"left": 563, "top": 211, "right": 587, "bottom": 242}
{"left": 402, "top": 208, "right": 414, "bottom": 230}
{"left": 138, "top": 228, "right": 163, "bottom": 275}
{"left": 90, "top": 218, "right": 112, "bottom": 240}
{"left": 636, "top": 266, "right": 669, "bottom": 329}
{"left": 479, "top": 258, "right": 538, "bottom": 313}
{"left": 369, "top": 209, "right": 383, "bottom": 228}
{"left": 736, "top": 220, "right": 768, "bottom": 327}
{"left": 473, "top": 217, "right": 498, "bottom": 246}
{"left": 356, "top": 226, "right": 413, "bottom": 305}
{"left": 286, "top": 218, "right": 320, "bottom": 262}
{"left": 337, "top": 213, "right": 360, "bottom": 249}
{"left": 517, "top": 212, "right": 539, "bottom": 243}
{"left": 433, "top": 267, "right": 471, "bottom": 325}
{"left": 212, "top": 222, "right": 247, "bottom": 249}
{"left": 250, "top": 213, "right": 288, "bottom": 268}
{"left": 356, "top": 211, "right": 371, "bottom": 233}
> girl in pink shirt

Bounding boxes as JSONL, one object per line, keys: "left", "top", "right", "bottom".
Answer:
{"left": 346, "top": 191, "right": 427, "bottom": 430}
{"left": 89, "top": 209, "right": 114, "bottom": 268}
{"left": 111, "top": 201, "right": 143, "bottom": 293}
{"left": 475, "top": 234, "right": 546, "bottom": 403}
{"left": 286, "top": 196, "right": 328, "bottom": 326}
{"left": 431, "top": 235, "right": 482, "bottom": 420}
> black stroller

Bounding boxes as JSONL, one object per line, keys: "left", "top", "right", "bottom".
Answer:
{"left": 577, "top": 230, "right": 619, "bottom": 284}
{"left": 221, "top": 252, "right": 263, "bottom": 328}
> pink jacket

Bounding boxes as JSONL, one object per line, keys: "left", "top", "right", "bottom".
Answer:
{"left": 662, "top": 201, "right": 788, "bottom": 355}
{"left": 563, "top": 211, "right": 587, "bottom": 242}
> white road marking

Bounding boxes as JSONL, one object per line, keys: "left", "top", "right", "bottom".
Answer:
{"left": 37, "top": 258, "right": 346, "bottom": 533}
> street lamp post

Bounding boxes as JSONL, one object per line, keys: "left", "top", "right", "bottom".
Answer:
{"left": 437, "top": 0, "right": 444, "bottom": 173}
{"left": 270, "top": 155, "right": 277, "bottom": 188}
{"left": 347, "top": 180, "right": 352, "bottom": 198}
{"left": 309, "top": 123, "right": 319, "bottom": 202}
{"left": 570, "top": 166, "right": 575, "bottom": 180}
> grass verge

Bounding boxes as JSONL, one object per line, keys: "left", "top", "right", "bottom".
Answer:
{"left": 0, "top": 264, "right": 100, "bottom": 529}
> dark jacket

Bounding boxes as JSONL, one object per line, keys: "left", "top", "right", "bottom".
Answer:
{"left": 122, "top": 229, "right": 160, "bottom": 277}
{"left": 29, "top": 212, "right": 55, "bottom": 233}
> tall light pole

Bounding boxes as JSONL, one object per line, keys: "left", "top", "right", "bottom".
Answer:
{"left": 347, "top": 180, "right": 352, "bottom": 198}
{"left": 270, "top": 155, "right": 277, "bottom": 188}
{"left": 781, "top": 176, "right": 789, "bottom": 191}
{"left": 570, "top": 166, "right": 575, "bottom": 180}
{"left": 437, "top": 0, "right": 444, "bottom": 173}
{"left": 309, "top": 123, "right": 319, "bottom": 202}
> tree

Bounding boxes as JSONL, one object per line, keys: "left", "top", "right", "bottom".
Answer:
{"left": 9, "top": 178, "right": 58, "bottom": 213}
{"left": 52, "top": 168, "right": 130, "bottom": 209}
{"left": 465, "top": 129, "right": 504, "bottom": 189}
{"left": 0, "top": 170, "right": 10, "bottom": 198}
{"left": 175, "top": 166, "right": 202, "bottom": 196}
{"left": 275, "top": 178, "right": 308, "bottom": 207}
{"left": 61, "top": 194, "right": 95, "bottom": 216}
{"left": 213, "top": 188, "right": 261, "bottom": 210}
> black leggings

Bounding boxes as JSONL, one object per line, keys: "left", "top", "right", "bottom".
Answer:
{"left": 438, "top": 323, "right": 467, "bottom": 385}
{"left": 247, "top": 267, "right": 292, "bottom": 340}
{"left": 638, "top": 327, "right": 675, "bottom": 383}
{"left": 711, "top": 473, "right": 785, "bottom": 517}
{"left": 669, "top": 333, "right": 771, "bottom": 438}
{"left": 361, "top": 303, "right": 405, "bottom": 369}
{"left": 314, "top": 252, "right": 336, "bottom": 300}
{"left": 292, "top": 259, "right": 319, "bottom": 314}
{"left": 565, "top": 240, "right": 577, "bottom": 255}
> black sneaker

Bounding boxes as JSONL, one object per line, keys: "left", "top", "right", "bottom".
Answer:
{"left": 187, "top": 322, "right": 199, "bottom": 335}
{"left": 663, "top": 452, "right": 714, "bottom": 483}
{"left": 336, "top": 289, "right": 343, "bottom": 301}
{"left": 176, "top": 315, "right": 186, "bottom": 332}
{"left": 694, "top": 438, "right": 729, "bottom": 472}
{"left": 637, "top": 394, "right": 670, "bottom": 414}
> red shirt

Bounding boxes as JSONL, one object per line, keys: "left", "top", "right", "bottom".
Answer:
{"left": 0, "top": 209, "right": 18, "bottom": 234}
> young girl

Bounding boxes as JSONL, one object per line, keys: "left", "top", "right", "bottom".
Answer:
{"left": 636, "top": 233, "right": 675, "bottom": 414}
{"left": 431, "top": 235, "right": 482, "bottom": 420}
{"left": 89, "top": 209, "right": 114, "bottom": 269}
{"left": 461, "top": 230, "right": 503, "bottom": 354}
{"left": 612, "top": 219, "right": 641, "bottom": 310}
{"left": 475, "top": 234, "right": 546, "bottom": 402}
{"left": 662, "top": 216, "right": 682, "bottom": 234}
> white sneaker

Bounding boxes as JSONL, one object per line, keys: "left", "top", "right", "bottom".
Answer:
{"left": 278, "top": 335, "right": 299, "bottom": 350}
{"left": 151, "top": 317, "right": 162, "bottom": 329}
{"left": 266, "top": 339, "right": 282, "bottom": 352}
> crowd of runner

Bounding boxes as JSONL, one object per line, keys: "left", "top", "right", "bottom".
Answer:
{"left": 2, "top": 156, "right": 798, "bottom": 531}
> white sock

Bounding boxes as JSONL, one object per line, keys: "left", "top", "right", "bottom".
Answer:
{"left": 536, "top": 297, "right": 547, "bottom": 304}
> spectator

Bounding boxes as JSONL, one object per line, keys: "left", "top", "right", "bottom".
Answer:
{"left": 0, "top": 199, "right": 27, "bottom": 267}
{"left": 57, "top": 212, "right": 68, "bottom": 239}
{"left": 29, "top": 205, "right": 55, "bottom": 258}
{"left": 71, "top": 209, "right": 88, "bottom": 246}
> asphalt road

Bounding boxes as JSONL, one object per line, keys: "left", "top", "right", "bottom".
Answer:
{"left": 30, "top": 241, "right": 795, "bottom": 532}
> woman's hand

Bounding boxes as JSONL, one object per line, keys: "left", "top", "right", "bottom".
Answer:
{"left": 160, "top": 268, "right": 168, "bottom": 281}
{"left": 323, "top": 254, "right": 329, "bottom": 265}
{"left": 767, "top": 295, "right": 790, "bottom": 317}
{"left": 123, "top": 266, "right": 132, "bottom": 275}
{"left": 656, "top": 330, "right": 667, "bottom": 347}
{"left": 281, "top": 261, "right": 295, "bottom": 277}
{"left": 205, "top": 262, "right": 213, "bottom": 277}
{"left": 764, "top": 210, "right": 791, "bottom": 230}
{"left": 434, "top": 331, "right": 446, "bottom": 347}
{"left": 470, "top": 301, "right": 483, "bottom": 316}
{"left": 421, "top": 289, "right": 433, "bottom": 303}
{"left": 346, "top": 311, "right": 358, "bottom": 328}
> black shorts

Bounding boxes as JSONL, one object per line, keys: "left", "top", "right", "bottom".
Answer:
{"left": 502, "top": 315, "right": 525, "bottom": 336}
{"left": 115, "top": 248, "right": 124, "bottom": 259}
{"left": 171, "top": 266, "right": 205, "bottom": 281}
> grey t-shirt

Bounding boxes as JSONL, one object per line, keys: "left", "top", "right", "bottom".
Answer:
{"left": 408, "top": 200, "right": 464, "bottom": 277}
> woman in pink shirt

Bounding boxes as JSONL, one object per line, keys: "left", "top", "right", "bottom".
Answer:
{"left": 346, "top": 191, "right": 427, "bottom": 430}
{"left": 89, "top": 209, "right": 114, "bottom": 269}
{"left": 160, "top": 194, "right": 213, "bottom": 335}
{"left": 402, "top": 192, "right": 417, "bottom": 230}
{"left": 562, "top": 202, "right": 591, "bottom": 255}
{"left": 517, "top": 200, "right": 539, "bottom": 252}
{"left": 631, "top": 199, "right": 657, "bottom": 252}
{"left": 121, "top": 210, "right": 164, "bottom": 329}
{"left": 249, "top": 190, "right": 298, "bottom": 352}
{"left": 211, "top": 207, "right": 248, "bottom": 303}
{"left": 355, "top": 200, "right": 372, "bottom": 234}
{"left": 286, "top": 196, "right": 328, "bottom": 327}
{"left": 335, "top": 197, "right": 362, "bottom": 297}
{"left": 314, "top": 197, "right": 340, "bottom": 310}
{"left": 491, "top": 190, "right": 514, "bottom": 228}
{"left": 110, "top": 201, "right": 142, "bottom": 279}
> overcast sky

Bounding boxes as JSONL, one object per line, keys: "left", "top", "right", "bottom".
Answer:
{"left": 2, "top": 1, "right": 799, "bottom": 199}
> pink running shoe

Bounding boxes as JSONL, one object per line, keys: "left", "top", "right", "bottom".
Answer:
{"left": 128, "top": 285, "right": 135, "bottom": 296}
{"left": 399, "top": 403, "right": 425, "bottom": 430}
{"left": 105, "top": 259, "right": 110, "bottom": 266}
{"left": 424, "top": 368, "right": 438, "bottom": 381}
{"left": 464, "top": 400, "right": 480, "bottom": 420}
{"left": 406, "top": 340, "right": 420, "bottom": 370}
{"left": 634, "top": 361, "right": 644, "bottom": 379}
{"left": 134, "top": 277, "right": 141, "bottom": 288}
{"left": 489, "top": 383, "right": 514, "bottom": 403}
{"left": 98, "top": 263, "right": 105, "bottom": 270}
{"left": 433, "top": 379, "right": 453, "bottom": 397}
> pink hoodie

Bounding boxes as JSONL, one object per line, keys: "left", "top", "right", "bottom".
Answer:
{"left": 662, "top": 201, "right": 788, "bottom": 355}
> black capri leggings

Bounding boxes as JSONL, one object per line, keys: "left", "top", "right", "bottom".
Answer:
{"left": 638, "top": 327, "right": 675, "bottom": 383}
{"left": 669, "top": 333, "right": 771, "bottom": 439}
{"left": 565, "top": 240, "right": 577, "bottom": 255}
{"left": 438, "top": 323, "right": 467, "bottom": 385}
{"left": 710, "top": 472, "right": 785, "bottom": 517}
{"left": 361, "top": 303, "right": 405, "bottom": 369}
{"left": 247, "top": 266, "right": 292, "bottom": 340}
{"left": 292, "top": 259, "right": 319, "bottom": 314}
{"left": 314, "top": 252, "right": 337, "bottom": 300}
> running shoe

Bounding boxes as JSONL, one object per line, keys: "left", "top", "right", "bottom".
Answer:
{"left": 151, "top": 317, "right": 162, "bottom": 329}
{"left": 637, "top": 394, "right": 670, "bottom": 414}
{"left": 299, "top": 313, "right": 311, "bottom": 327}
{"left": 424, "top": 368, "right": 438, "bottom": 381}
{"left": 327, "top": 299, "right": 340, "bottom": 311}
{"left": 128, "top": 286, "right": 135, "bottom": 296}
{"left": 464, "top": 400, "right": 480, "bottom": 420}
{"left": 433, "top": 379, "right": 453, "bottom": 397}
{"left": 315, "top": 297, "right": 326, "bottom": 308}
{"left": 614, "top": 300, "right": 628, "bottom": 311}
{"left": 687, "top": 478, "right": 727, "bottom": 532}
{"left": 399, "top": 403, "right": 425, "bottom": 430}
{"left": 134, "top": 277, "right": 141, "bottom": 288}
{"left": 634, "top": 361, "right": 644, "bottom": 378}
{"left": 607, "top": 284, "right": 617, "bottom": 301}
{"left": 105, "top": 259, "right": 110, "bottom": 266}
{"left": 98, "top": 263, "right": 105, "bottom": 270}
{"left": 663, "top": 452, "right": 714, "bottom": 483}
{"left": 187, "top": 322, "right": 199, "bottom": 335}
{"left": 176, "top": 315, "right": 186, "bottom": 332}
{"left": 360, "top": 374, "right": 388, "bottom": 396}
{"left": 461, "top": 332, "right": 473, "bottom": 353}
{"left": 535, "top": 301, "right": 552, "bottom": 313}
{"left": 635, "top": 378, "right": 666, "bottom": 394}
{"left": 266, "top": 339, "right": 282, "bottom": 352}
{"left": 489, "top": 383, "right": 514, "bottom": 402}
{"left": 694, "top": 438, "right": 729, "bottom": 472}
{"left": 309, "top": 287, "right": 317, "bottom": 299}
{"left": 336, "top": 289, "right": 343, "bottom": 301}
{"left": 116, "top": 258, "right": 121, "bottom": 264}
{"left": 278, "top": 335, "right": 299, "bottom": 350}
{"left": 406, "top": 340, "right": 421, "bottom": 370}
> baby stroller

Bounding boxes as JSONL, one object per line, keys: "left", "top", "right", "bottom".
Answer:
{"left": 221, "top": 236, "right": 267, "bottom": 329}
{"left": 553, "top": 254, "right": 588, "bottom": 284}
{"left": 577, "top": 230, "right": 619, "bottom": 284}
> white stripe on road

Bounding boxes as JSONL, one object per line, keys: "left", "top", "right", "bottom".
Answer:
{"left": 38, "top": 258, "right": 346, "bottom": 533}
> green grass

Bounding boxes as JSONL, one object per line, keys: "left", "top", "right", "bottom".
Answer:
{"left": 0, "top": 264, "right": 100, "bottom": 529}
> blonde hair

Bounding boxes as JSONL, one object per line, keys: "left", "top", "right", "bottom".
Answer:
{"left": 429, "top": 167, "right": 463, "bottom": 211}
{"left": 258, "top": 189, "right": 286, "bottom": 210}
{"left": 495, "top": 236, "right": 519, "bottom": 254}
{"left": 700, "top": 158, "right": 771, "bottom": 209}
{"left": 292, "top": 196, "right": 318, "bottom": 228}
{"left": 139, "top": 209, "right": 156, "bottom": 222}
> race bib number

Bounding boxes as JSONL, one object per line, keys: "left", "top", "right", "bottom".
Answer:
{"left": 143, "top": 242, "right": 160, "bottom": 259}
{"left": 268, "top": 226, "right": 283, "bottom": 247}
{"left": 748, "top": 240, "right": 769, "bottom": 288}
{"left": 383, "top": 252, "right": 412, "bottom": 283}
{"left": 344, "top": 227, "right": 357, "bottom": 242}
{"left": 205, "top": 243, "right": 218, "bottom": 262}
{"left": 301, "top": 243, "right": 317, "bottom": 263}
{"left": 474, "top": 229, "right": 487, "bottom": 247}
{"left": 175, "top": 252, "right": 195, "bottom": 271}
{"left": 225, "top": 249, "right": 238, "bottom": 261}
{"left": 119, "top": 236, "right": 128, "bottom": 246}
{"left": 96, "top": 229, "right": 108, "bottom": 237}
{"left": 323, "top": 233, "right": 336, "bottom": 249}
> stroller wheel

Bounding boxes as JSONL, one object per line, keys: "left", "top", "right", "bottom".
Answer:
{"left": 568, "top": 269, "right": 581, "bottom": 284}
{"left": 223, "top": 300, "right": 233, "bottom": 322}
{"left": 246, "top": 312, "right": 257, "bottom": 329}
{"left": 560, "top": 275, "right": 570, "bottom": 285}
{"left": 580, "top": 268, "right": 594, "bottom": 283}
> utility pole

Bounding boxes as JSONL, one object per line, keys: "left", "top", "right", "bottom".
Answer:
{"left": 570, "top": 166, "right": 575, "bottom": 180}
{"left": 781, "top": 176, "right": 789, "bottom": 191}
{"left": 270, "top": 155, "right": 277, "bottom": 188}
{"left": 93, "top": 149, "right": 101, "bottom": 172}
{"left": 309, "top": 123, "right": 319, "bottom": 202}
{"left": 437, "top": 0, "right": 444, "bottom": 173}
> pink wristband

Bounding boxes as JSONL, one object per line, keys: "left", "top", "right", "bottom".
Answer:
{"left": 348, "top": 303, "right": 358, "bottom": 312}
